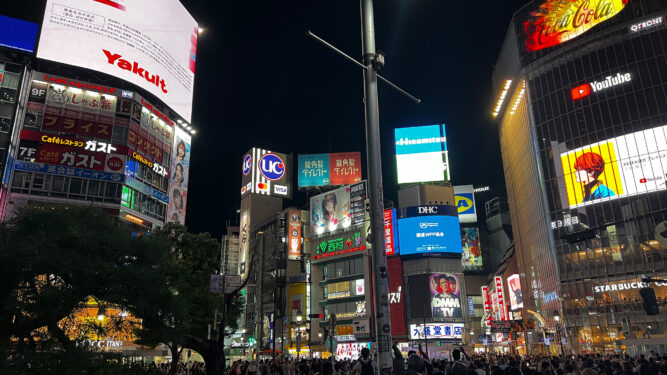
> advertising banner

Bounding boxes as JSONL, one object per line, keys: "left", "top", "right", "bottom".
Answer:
{"left": 288, "top": 210, "right": 302, "bottom": 260}
{"left": 311, "top": 227, "right": 366, "bottom": 260}
{"left": 311, "top": 185, "right": 353, "bottom": 236}
{"left": 384, "top": 208, "right": 399, "bottom": 255}
{"left": 239, "top": 208, "right": 250, "bottom": 278}
{"left": 524, "top": 0, "right": 628, "bottom": 52}
{"left": 0, "top": 15, "right": 38, "bottom": 53}
{"left": 298, "top": 152, "right": 362, "bottom": 188}
{"left": 507, "top": 274, "right": 524, "bottom": 310}
{"left": 13, "top": 160, "right": 125, "bottom": 183}
{"left": 395, "top": 124, "right": 449, "bottom": 184}
{"left": 559, "top": 124, "right": 667, "bottom": 209}
{"left": 454, "top": 185, "right": 477, "bottom": 223}
{"left": 461, "top": 228, "right": 483, "bottom": 271}
{"left": 408, "top": 323, "right": 464, "bottom": 340}
{"left": 387, "top": 257, "right": 407, "bottom": 336}
{"left": 37, "top": 0, "right": 198, "bottom": 122}
{"left": 349, "top": 181, "right": 366, "bottom": 226}
{"left": 335, "top": 343, "right": 370, "bottom": 360}
{"left": 167, "top": 127, "right": 191, "bottom": 224}
{"left": 240, "top": 147, "right": 291, "bottom": 198}
{"left": 398, "top": 205, "right": 462, "bottom": 256}
{"left": 430, "top": 273, "right": 462, "bottom": 318}
{"left": 495, "top": 276, "right": 507, "bottom": 321}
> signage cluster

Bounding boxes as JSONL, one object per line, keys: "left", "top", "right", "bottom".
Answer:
{"left": 298, "top": 152, "right": 362, "bottom": 188}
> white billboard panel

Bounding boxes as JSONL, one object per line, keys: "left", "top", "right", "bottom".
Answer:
{"left": 37, "top": 0, "right": 198, "bottom": 122}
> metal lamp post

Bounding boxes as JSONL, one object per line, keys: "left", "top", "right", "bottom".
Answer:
{"left": 554, "top": 311, "right": 564, "bottom": 357}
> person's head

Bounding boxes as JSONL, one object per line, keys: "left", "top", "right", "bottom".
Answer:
{"left": 322, "top": 361, "right": 334, "bottom": 375}
{"left": 448, "top": 276, "right": 458, "bottom": 293}
{"left": 177, "top": 140, "right": 186, "bottom": 159}
{"left": 173, "top": 163, "right": 184, "bottom": 183}
{"left": 323, "top": 193, "right": 337, "bottom": 215}
{"left": 574, "top": 152, "right": 605, "bottom": 184}
{"left": 409, "top": 355, "right": 425, "bottom": 373}
{"left": 453, "top": 349, "right": 461, "bottom": 361}
{"left": 438, "top": 276, "right": 448, "bottom": 293}
{"left": 171, "top": 212, "right": 180, "bottom": 222}
{"left": 172, "top": 188, "right": 183, "bottom": 208}
{"left": 361, "top": 347, "right": 370, "bottom": 360}
{"left": 430, "top": 277, "right": 438, "bottom": 292}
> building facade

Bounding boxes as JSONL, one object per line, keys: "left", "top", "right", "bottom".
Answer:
{"left": 493, "top": 0, "right": 667, "bottom": 354}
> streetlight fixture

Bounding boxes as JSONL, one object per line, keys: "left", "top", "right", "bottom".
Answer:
{"left": 554, "top": 310, "right": 565, "bottom": 357}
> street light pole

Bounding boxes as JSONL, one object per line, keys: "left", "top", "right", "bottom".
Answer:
{"left": 554, "top": 311, "right": 564, "bottom": 357}
{"left": 360, "top": 0, "right": 392, "bottom": 371}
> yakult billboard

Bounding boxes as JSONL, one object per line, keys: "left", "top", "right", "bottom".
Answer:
{"left": 37, "top": 0, "right": 198, "bottom": 122}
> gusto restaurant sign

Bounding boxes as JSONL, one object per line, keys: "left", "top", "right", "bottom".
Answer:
{"left": 525, "top": 0, "right": 629, "bottom": 52}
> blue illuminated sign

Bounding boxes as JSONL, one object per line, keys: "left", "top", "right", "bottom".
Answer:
{"left": 0, "top": 15, "right": 38, "bottom": 53}
{"left": 14, "top": 160, "right": 125, "bottom": 182}
{"left": 298, "top": 153, "right": 330, "bottom": 187}
{"left": 398, "top": 205, "right": 462, "bottom": 256}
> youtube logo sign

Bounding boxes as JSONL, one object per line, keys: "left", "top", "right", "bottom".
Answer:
{"left": 571, "top": 84, "right": 591, "bottom": 100}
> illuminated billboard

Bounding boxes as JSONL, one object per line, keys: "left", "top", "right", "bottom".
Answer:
{"left": 298, "top": 152, "right": 362, "bottom": 187}
{"left": 240, "top": 148, "right": 291, "bottom": 199}
{"left": 0, "top": 15, "right": 38, "bottom": 53}
{"left": 311, "top": 227, "right": 367, "bottom": 260}
{"left": 524, "top": 0, "right": 628, "bottom": 52}
{"left": 384, "top": 208, "right": 399, "bottom": 255}
{"left": 461, "top": 228, "right": 483, "bottom": 271}
{"left": 387, "top": 257, "right": 406, "bottom": 335}
{"left": 429, "top": 273, "right": 463, "bottom": 318}
{"left": 310, "top": 182, "right": 366, "bottom": 236}
{"left": 454, "top": 185, "right": 477, "bottom": 223}
{"left": 559, "top": 124, "right": 667, "bottom": 209}
{"left": 37, "top": 0, "right": 198, "bottom": 122}
{"left": 507, "top": 274, "right": 523, "bottom": 310}
{"left": 397, "top": 205, "right": 462, "bottom": 256}
{"left": 395, "top": 124, "right": 450, "bottom": 184}
{"left": 288, "top": 210, "right": 302, "bottom": 260}
{"left": 167, "top": 127, "right": 191, "bottom": 225}
{"left": 409, "top": 323, "right": 464, "bottom": 340}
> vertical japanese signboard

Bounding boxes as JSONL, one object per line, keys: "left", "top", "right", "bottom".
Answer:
{"left": 387, "top": 257, "right": 406, "bottom": 336}
{"left": 482, "top": 286, "right": 492, "bottom": 327}
{"left": 288, "top": 210, "right": 302, "bottom": 260}
{"left": 384, "top": 208, "right": 399, "bottom": 255}
{"left": 495, "top": 276, "right": 507, "bottom": 321}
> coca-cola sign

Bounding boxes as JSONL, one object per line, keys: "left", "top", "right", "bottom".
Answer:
{"left": 524, "top": 0, "right": 629, "bottom": 52}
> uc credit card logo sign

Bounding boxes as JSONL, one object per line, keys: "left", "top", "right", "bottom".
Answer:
{"left": 259, "top": 153, "right": 286, "bottom": 181}
{"left": 243, "top": 154, "right": 252, "bottom": 175}
{"left": 455, "top": 193, "right": 475, "bottom": 215}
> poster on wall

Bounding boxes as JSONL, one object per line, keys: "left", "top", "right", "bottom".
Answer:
{"left": 507, "top": 274, "right": 524, "bottom": 310}
{"left": 37, "top": 0, "right": 198, "bottom": 121}
{"left": 429, "top": 273, "right": 462, "bottom": 318}
{"left": 461, "top": 228, "right": 483, "bottom": 271}
{"left": 559, "top": 124, "right": 667, "bottom": 209}
{"left": 167, "top": 127, "right": 191, "bottom": 224}
{"left": 310, "top": 185, "right": 352, "bottom": 235}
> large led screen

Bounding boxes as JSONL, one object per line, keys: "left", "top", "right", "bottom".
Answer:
{"left": 298, "top": 152, "right": 362, "bottom": 188}
{"left": 507, "top": 274, "right": 523, "bottom": 310}
{"left": 395, "top": 124, "right": 450, "bottom": 184}
{"left": 454, "top": 185, "right": 477, "bottom": 223}
{"left": 461, "top": 228, "right": 483, "bottom": 271}
{"left": 37, "top": 0, "right": 198, "bottom": 122}
{"left": 430, "top": 273, "right": 462, "bottom": 318}
{"left": 0, "top": 15, "right": 38, "bottom": 53}
{"left": 398, "top": 205, "right": 462, "bottom": 256}
{"left": 559, "top": 124, "right": 667, "bottom": 209}
{"left": 310, "top": 183, "right": 366, "bottom": 236}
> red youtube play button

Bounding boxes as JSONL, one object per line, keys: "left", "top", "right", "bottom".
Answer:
{"left": 571, "top": 84, "right": 591, "bottom": 100}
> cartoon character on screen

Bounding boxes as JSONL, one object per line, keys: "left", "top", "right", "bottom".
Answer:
{"left": 573, "top": 152, "right": 616, "bottom": 202}
{"left": 322, "top": 193, "right": 338, "bottom": 228}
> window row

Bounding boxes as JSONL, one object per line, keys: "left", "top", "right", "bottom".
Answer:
{"left": 121, "top": 186, "right": 167, "bottom": 222}
{"left": 11, "top": 171, "right": 122, "bottom": 203}
{"left": 322, "top": 257, "right": 365, "bottom": 279}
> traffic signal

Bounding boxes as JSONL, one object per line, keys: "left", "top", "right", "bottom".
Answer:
{"left": 640, "top": 287, "right": 659, "bottom": 315}
{"left": 248, "top": 336, "right": 256, "bottom": 346}
{"left": 437, "top": 341, "right": 441, "bottom": 346}
{"left": 309, "top": 313, "right": 323, "bottom": 319}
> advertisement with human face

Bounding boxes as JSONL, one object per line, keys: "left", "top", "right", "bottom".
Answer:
{"left": 310, "top": 185, "right": 352, "bottom": 236}
{"left": 336, "top": 342, "right": 370, "bottom": 360}
{"left": 507, "top": 274, "right": 524, "bottom": 310}
{"left": 298, "top": 152, "right": 362, "bottom": 188}
{"left": 37, "top": 0, "right": 198, "bottom": 122}
{"left": 559, "top": 125, "right": 667, "bottom": 209}
{"left": 395, "top": 124, "right": 449, "bottom": 184}
{"left": 454, "top": 185, "right": 477, "bottom": 223}
{"left": 461, "top": 228, "right": 483, "bottom": 271}
{"left": 387, "top": 257, "right": 407, "bottom": 336}
{"left": 429, "top": 273, "right": 462, "bottom": 318}
{"left": 397, "top": 205, "right": 462, "bottom": 256}
{"left": 167, "top": 127, "right": 191, "bottom": 224}
{"left": 288, "top": 210, "right": 302, "bottom": 260}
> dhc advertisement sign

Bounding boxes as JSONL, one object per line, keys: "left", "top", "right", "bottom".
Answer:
{"left": 398, "top": 205, "right": 462, "bottom": 257}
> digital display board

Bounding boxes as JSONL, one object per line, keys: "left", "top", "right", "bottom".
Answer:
{"left": 0, "top": 15, "right": 38, "bottom": 53}
{"left": 559, "top": 124, "right": 667, "bottom": 209}
{"left": 507, "top": 274, "right": 523, "bottom": 310}
{"left": 454, "top": 185, "right": 477, "bottom": 223}
{"left": 311, "top": 228, "right": 366, "bottom": 260}
{"left": 395, "top": 124, "right": 449, "bottom": 184}
{"left": 310, "top": 182, "right": 366, "bottom": 236}
{"left": 240, "top": 148, "right": 291, "bottom": 199}
{"left": 37, "top": 0, "right": 198, "bottom": 122}
{"left": 461, "top": 228, "right": 483, "bottom": 271}
{"left": 384, "top": 208, "right": 399, "bottom": 255}
{"left": 524, "top": 0, "right": 628, "bottom": 52}
{"left": 429, "top": 273, "right": 463, "bottom": 318}
{"left": 398, "top": 205, "right": 462, "bottom": 256}
{"left": 298, "top": 152, "right": 362, "bottom": 187}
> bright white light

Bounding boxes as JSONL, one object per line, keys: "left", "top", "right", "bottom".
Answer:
{"left": 177, "top": 119, "right": 183, "bottom": 124}
{"left": 198, "top": 27, "right": 204, "bottom": 34}
{"left": 97, "top": 315, "right": 104, "bottom": 321}
{"left": 492, "top": 79, "right": 513, "bottom": 118}
{"left": 68, "top": 87, "right": 82, "bottom": 93}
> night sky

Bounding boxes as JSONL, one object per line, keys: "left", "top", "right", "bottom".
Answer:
{"left": 5, "top": 0, "right": 529, "bottom": 238}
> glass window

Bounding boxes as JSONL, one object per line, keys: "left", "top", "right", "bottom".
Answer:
{"left": 32, "top": 174, "right": 44, "bottom": 190}
{"left": 11, "top": 172, "right": 28, "bottom": 188}
{"left": 112, "top": 125, "right": 128, "bottom": 143}
{"left": 69, "top": 178, "right": 83, "bottom": 195}
{"left": 87, "top": 180, "right": 100, "bottom": 196}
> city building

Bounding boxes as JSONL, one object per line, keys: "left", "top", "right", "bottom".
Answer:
{"left": 222, "top": 225, "right": 241, "bottom": 275}
{"left": 492, "top": 0, "right": 666, "bottom": 354}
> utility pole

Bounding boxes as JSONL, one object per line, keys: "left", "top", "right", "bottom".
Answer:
{"left": 360, "top": 0, "right": 392, "bottom": 371}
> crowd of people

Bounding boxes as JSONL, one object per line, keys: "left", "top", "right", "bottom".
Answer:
{"left": 223, "top": 345, "right": 667, "bottom": 375}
